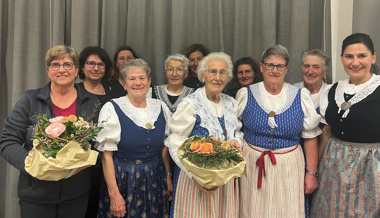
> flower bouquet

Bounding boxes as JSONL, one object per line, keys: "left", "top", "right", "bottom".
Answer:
{"left": 178, "top": 135, "right": 246, "bottom": 189}
{"left": 24, "top": 114, "right": 102, "bottom": 181}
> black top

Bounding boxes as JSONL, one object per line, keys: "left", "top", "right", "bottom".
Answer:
{"left": 77, "top": 79, "right": 126, "bottom": 107}
{"left": 183, "top": 74, "right": 204, "bottom": 90}
{"left": 326, "top": 82, "right": 380, "bottom": 143}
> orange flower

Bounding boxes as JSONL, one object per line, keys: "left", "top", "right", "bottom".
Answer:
{"left": 68, "top": 115, "right": 77, "bottom": 122}
{"left": 200, "top": 142, "right": 213, "bottom": 154}
{"left": 221, "top": 141, "right": 231, "bottom": 150}
{"left": 61, "top": 117, "right": 70, "bottom": 123}
{"left": 190, "top": 140, "right": 201, "bottom": 152}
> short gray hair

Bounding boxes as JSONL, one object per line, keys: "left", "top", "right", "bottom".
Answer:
{"left": 164, "top": 54, "right": 189, "bottom": 71}
{"left": 197, "top": 52, "right": 233, "bottom": 82}
{"left": 261, "top": 45, "right": 290, "bottom": 65}
{"left": 120, "top": 59, "right": 151, "bottom": 82}
{"left": 301, "top": 49, "right": 330, "bottom": 71}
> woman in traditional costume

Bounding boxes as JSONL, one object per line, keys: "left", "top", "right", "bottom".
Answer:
{"left": 237, "top": 45, "right": 321, "bottom": 217}
{"left": 311, "top": 33, "right": 380, "bottom": 217}
{"left": 166, "top": 52, "right": 243, "bottom": 218}
{"left": 96, "top": 59, "right": 172, "bottom": 218}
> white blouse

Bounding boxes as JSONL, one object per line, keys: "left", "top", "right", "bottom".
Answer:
{"left": 164, "top": 87, "right": 244, "bottom": 178}
{"left": 236, "top": 82, "right": 322, "bottom": 138}
{"left": 293, "top": 81, "right": 331, "bottom": 110}
{"left": 95, "top": 96, "right": 172, "bottom": 151}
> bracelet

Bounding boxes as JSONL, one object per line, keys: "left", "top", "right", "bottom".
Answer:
{"left": 166, "top": 172, "right": 172, "bottom": 176}
{"left": 306, "top": 169, "right": 319, "bottom": 177}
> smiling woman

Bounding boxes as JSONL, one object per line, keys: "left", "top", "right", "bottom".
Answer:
{"left": 152, "top": 54, "right": 194, "bottom": 113}
{"left": 77, "top": 46, "right": 124, "bottom": 107}
{"left": 0, "top": 45, "right": 99, "bottom": 218}
{"left": 237, "top": 45, "right": 321, "bottom": 218}
{"left": 96, "top": 59, "right": 172, "bottom": 218}
{"left": 311, "top": 33, "right": 380, "bottom": 218}
{"left": 294, "top": 49, "right": 331, "bottom": 112}
{"left": 166, "top": 52, "right": 244, "bottom": 218}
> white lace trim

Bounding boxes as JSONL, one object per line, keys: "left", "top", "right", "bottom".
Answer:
{"left": 113, "top": 96, "right": 162, "bottom": 129}
{"left": 154, "top": 85, "right": 193, "bottom": 112}
{"left": 188, "top": 88, "right": 236, "bottom": 140}
{"left": 335, "top": 74, "right": 380, "bottom": 118}
{"left": 250, "top": 83, "right": 299, "bottom": 128}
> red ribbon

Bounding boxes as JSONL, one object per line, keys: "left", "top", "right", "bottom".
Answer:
{"left": 255, "top": 151, "right": 276, "bottom": 189}
{"left": 247, "top": 143, "right": 299, "bottom": 189}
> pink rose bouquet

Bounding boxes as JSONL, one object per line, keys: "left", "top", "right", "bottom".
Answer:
{"left": 30, "top": 114, "right": 103, "bottom": 159}
{"left": 25, "top": 113, "right": 103, "bottom": 181}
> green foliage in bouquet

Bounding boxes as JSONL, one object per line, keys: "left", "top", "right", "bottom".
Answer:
{"left": 30, "top": 105, "right": 103, "bottom": 159}
{"left": 181, "top": 135, "right": 242, "bottom": 168}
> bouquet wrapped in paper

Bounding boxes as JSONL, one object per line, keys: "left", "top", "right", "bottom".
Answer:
{"left": 178, "top": 135, "right": 246, "bottom": 189}
{"left": 25, "top": 114, "right": 101, "bottom": 181}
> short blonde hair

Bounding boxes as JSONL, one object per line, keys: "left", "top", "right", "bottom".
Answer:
{"left": 45, "top": 45, "right": 79, "bottom": 68}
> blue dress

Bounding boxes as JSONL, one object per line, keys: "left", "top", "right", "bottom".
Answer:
{"left": 97, "top": 100, "right": 169, "bottom": 218}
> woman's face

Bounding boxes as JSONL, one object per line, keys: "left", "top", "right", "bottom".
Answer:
{"left": 237, "top": 64, "right": 255, "bottom": 87}
{"left": 117, "top": 50, "right": 135, "bottom": 68}
{"left": 201, "top": 59, "right": 229, "bottom": 95}
{"left": 47, "top": 56, "right": 78, "bottom": 88}
{"left": 123, "top": 67, "right": 151, "bottom": 99}
{"left": 301, "top": 55, "right": 328, "bottom": 87}
{"left": 188, "top": 50, "right": 204, "bottom": 76}
{"left": 260, "top": 55, "right": 288, "bottom": 88}
{"left": 165, "top": 60, "right": 188, "bottom": 87}
{"left": 341, "top": 43, "right": 376, "bottom": 85}
{"left": 82, "top": 54, "right": 105, "bottom": 82}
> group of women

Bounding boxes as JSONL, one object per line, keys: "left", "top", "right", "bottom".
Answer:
{"left": 0, "top": 32, "right": 379, "bottom": 218}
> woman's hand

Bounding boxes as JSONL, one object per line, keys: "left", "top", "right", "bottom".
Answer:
{"left": 110, "top": 193, "right": 126, "bottom": 217}
{"left": 304, "top": 173, "right": 318, "bottom": 194}
{"left": 72, "top": 165, "right": 91, "bottom": 176}
{"left": 192, "top": 178, "right": 217, "bottom": 194}
{"left": 167, "top": 175, "right": 173, "bottom": 201}
{"left": 230, "top": 139, "right": 242, "bottom": 154}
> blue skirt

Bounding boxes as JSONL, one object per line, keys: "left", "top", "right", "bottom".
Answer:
{"left": 98, "top": 156, "right": 169, "bottom": 218}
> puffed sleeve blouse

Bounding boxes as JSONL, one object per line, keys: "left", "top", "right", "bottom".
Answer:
{"left": 236, "top": 82, "right": 321, "bottom": 138}
{"left": 95, "top": 96, "right": 172, "bottom": 151}
{"left": 164, "top": 88, "right": 244, "bottom": 178}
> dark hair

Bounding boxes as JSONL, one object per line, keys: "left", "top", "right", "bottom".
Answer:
{"left": 78, "top": 46, "right": 113, "bottom": 80}
{"left": 341, "top": 33, "right": 378, "bottom": 74}
{"left": 183, "top": 44, "right": 210, "bottom": 58}
{"left": 341, "top": 33, "right": 375, "bottom": 55}
{"left": 113, "top": 46, "right": 139, "bottom": 80}
{"left": 228, "top": 56, "right": 263, "bottom": 90}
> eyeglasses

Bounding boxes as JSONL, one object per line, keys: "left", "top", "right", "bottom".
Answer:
{"left": 166, "top": 68, "right": 185, "bottom": 75}
{"left": 262, "top": 62, "right": 287, "bottom": 71}
{"left": 86, "top": 61, "right": 105, "bottom": 69}
{"left": 49, "top": 62, "right": 74, "bottom": 71}
{"left": 205, "top": 69, "right": 229, "bottom": 78}
{"left": 118, "top": 57, "right": 135, "bottom": 62}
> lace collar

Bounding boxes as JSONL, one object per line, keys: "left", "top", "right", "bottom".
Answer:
{"left": 153, "top": 85, "right": 193, "bottom": 113}
{"left": 250, "top": 82, "right": 299, "bottom": 128}
{"left": 113, "top": 96, "right": 162, "bottom": 129}
{"left": 187, "top": 88, "right": 236, "bottom": 140}
{"left": 335, "top": 74, "right": 380, "bottom": 118}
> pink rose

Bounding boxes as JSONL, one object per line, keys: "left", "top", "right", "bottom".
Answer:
{"left": 49, "top": 116, "right": 64, "bottom": 123}
{"left": 45, "top": 122, "right": 66, "bottom": 137}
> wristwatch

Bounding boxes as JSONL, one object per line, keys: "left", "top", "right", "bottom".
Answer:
{"left": 306, "top": 170, "right": 319, "bottom": 177}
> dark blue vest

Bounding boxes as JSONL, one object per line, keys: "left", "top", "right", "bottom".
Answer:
{"left": 110, "top": 100, "right": 166, "bottom": 160}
